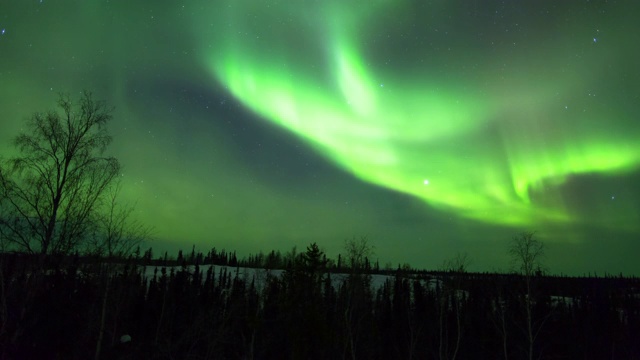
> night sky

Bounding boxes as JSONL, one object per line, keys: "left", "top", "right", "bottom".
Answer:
{"left": 1, "top": 1, "right": 639, "bottom": 274}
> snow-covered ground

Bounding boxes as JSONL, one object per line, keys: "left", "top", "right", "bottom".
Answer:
{"left": 139, "top": 264, "right": 443, "bottom": 293}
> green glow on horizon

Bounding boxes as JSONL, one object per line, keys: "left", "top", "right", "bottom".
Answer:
{"left": 203, "top": 0, "right": 640, "bottom": 228}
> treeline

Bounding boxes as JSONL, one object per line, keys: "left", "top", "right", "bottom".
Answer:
{"left": 140, "top": 246, "right": 382, "bottom": 273}
{"left": 0, "top": 244, "right": 639, "bottom": 360}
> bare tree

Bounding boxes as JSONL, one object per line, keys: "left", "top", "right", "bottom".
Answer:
{"left": 438, "top": 253, "right": 470, "bottom": 360}
{"left": 343, "top": 235, "right": 374, "bottom": 273}
{"left": 90, "top": 178, "right": 151, "bottom": 260}
{"left": 491, "top": 276, "right": 511, "bottom": 360}
{"left": 0, "top": 91, "right": 120, "bottom": 257}
{"left": 341, "top": 236, "right": 374, "bottom": 360}
{"left": 509, "top": 231, "right": 545, "bottom": 360}
{"left": 93, "top": 178, "right": 152, "bottom": 360}
{"left": 0, "top": 92, "right": 142, "bottom": 356}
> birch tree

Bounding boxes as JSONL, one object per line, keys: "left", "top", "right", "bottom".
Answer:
{"left": 0, "top": 91, "right": 120, "bottom": 256}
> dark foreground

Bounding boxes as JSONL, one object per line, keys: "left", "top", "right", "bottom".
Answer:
{"left": 0, "top": 252, "right": 638, "bottom": 359}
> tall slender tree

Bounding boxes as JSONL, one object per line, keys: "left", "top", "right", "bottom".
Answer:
{"left": 341, "top": 236, "right": 374, "bottom": 360}
{"left": 93, "top": 178, "right": 151, "bottom": 360}
{"left": 438, "top": 253, "right": 469, "bottom": 360}
{"left": 509, "top": 231, "right": 546, "bottom": 360}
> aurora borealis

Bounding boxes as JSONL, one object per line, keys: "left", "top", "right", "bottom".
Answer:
{"left": 1, "top": 1, "right": 639, "bottom": 274}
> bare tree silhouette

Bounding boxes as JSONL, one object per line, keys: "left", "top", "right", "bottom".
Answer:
{"left": 0, "top": 91, "right": 120, "bottom": 257}
{"left": 509, "top": 231, "right": 546, "bottom": 360}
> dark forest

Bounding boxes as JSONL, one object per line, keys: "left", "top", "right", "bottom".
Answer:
{"left": 0, "top": 244, "right": 638, "bottom": 360}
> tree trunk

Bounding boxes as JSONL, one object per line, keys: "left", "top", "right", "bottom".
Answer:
{"left": 95, "top": 274, "right": 111, "bottom": 360}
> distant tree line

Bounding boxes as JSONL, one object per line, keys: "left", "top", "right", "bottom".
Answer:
{"left": 0, "top": 239, "right": 639, "bottom": 359}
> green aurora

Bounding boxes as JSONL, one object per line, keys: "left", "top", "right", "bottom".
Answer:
{"left": 1, "top": 0, "right": 639, "bottom": 274}
{"left": 205, "top": 0, "right": 640, "bottom": 228}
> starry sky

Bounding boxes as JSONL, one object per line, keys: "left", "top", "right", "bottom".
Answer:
{"left": 1, "top": 0, "right": 639, "bottom": 275}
